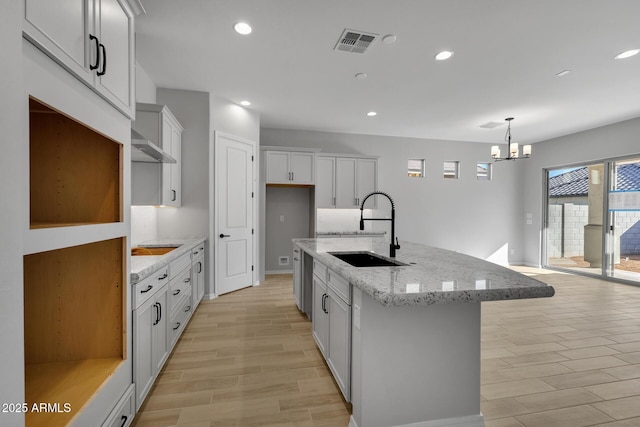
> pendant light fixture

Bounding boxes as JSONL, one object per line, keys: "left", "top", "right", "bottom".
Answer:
{"left": 491, "top": 117, "right": 531, "bottom": 161}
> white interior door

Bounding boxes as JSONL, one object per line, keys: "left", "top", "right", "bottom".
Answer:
{"left": 215, "top": 132, "right": 255, "bottom": 295}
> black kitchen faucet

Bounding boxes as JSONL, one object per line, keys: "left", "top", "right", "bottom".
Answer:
{"left": 359, "top": 191, "right": 401, "bottom": 258}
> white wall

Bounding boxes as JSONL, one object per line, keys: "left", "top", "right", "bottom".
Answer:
{"left": 522, "top": 117, "right": 640, "bottom": 266}
{"left": 0, "top": 3, "right": 25, "bottom": 424}
{"left": 261, "top": 128, "right": 524, "bottom": 264}
{"left": 135, "top": 61, "right": 157, "bottom": 104}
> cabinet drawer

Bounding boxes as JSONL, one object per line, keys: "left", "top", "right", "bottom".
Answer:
{"left": 169, "top": 265, "right": 192, "bottom": 312}
{"left": 328, "top": 269, "right": 351, "bottom": 304}
{"left": 192, "top": 243, "right": 205, "bottom": 257}
{"left": 168, "top": 290, "right": 193, "bottom": 347}
{"left": 101, "top": 383, "right": 134, "bottom": 427}
{"left": 313, "top": 259, "right": 327, "bottom": 282}
{"left": 134, "top": 267, "right": 169, "bottom": 309}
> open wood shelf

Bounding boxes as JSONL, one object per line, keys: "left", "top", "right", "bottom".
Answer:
{"left": 25, "top": 358, "right": 123, "bottom": 427}
{"left": 23, "top": 237, "right": 125, "bottom": 426}
{"left": 29, "top": 97, "right": 122, "bottom": 229}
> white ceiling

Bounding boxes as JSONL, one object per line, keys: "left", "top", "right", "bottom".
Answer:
{"left": 135, "top": 0, "right": 640, "bottom": 145}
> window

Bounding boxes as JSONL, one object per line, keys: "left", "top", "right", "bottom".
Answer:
{"left": 476, "top": 162, "right": 492, "bottom": 180}
{"left": 443, "top": 161, "right": 459, "bottom": 179}
{"left": 408, "top": 159, "right": 425, "bottom": 177}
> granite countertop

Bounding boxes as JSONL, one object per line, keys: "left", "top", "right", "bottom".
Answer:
{"left": 293, "top": 237, "right": 555, "bottom": 307}
{"left": 316, "top": 231, "right": 386, "bottom": 236}
{"left": 130, "top": 238, "right": 206, "bottom": 284}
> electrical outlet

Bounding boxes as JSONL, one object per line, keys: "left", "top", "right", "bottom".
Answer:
{"left": 278, "top": 256, "right": 289, "bottom": 266}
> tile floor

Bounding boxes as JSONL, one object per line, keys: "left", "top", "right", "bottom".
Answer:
{"left": 132, "top": 268, "right": 640, "bottom": 427}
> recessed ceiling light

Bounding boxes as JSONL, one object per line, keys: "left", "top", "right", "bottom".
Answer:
{"left": 434, "top": 50, "right": 454, "bottom": 61}
{"left": 355, "top": 73, "right": 368, "bottom": 79}
{"left": 239, "top": 100, "right": 251, "bottom": 106}
{"left": 615, "top": 49, "right": 639, "bottom": 59}
{"left": 382, "top": 34, "right": 397, "bottom": 44}
{"left": 556, "top": 70, "right": 571, "bottom": 77}
{"left": 233, "top": 22, "right": 252, "bottom": 35}
{"left": 367, "top": 111, "right": 377, "bottom": 117}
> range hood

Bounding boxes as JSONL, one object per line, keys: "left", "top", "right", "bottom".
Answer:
{"left": 131, "top": 129, "right": 176, "bottom": 163}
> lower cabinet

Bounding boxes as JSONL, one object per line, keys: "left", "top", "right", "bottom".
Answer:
{"left": 101, "top": 384, "right": 135, "bottom": 427}
{"left": 311, "top": 260, "right": 352, "bottom": 401}
{"left": 312, "top": 275, "right": 329, "bottom": 356}
{"left": 133, "top": 283, "right": 168, "bottom": 410}
{"left": 293, "top": 245, "right": 303, "bottom": 311}
{"left": 192, "top": 243, "right": 206, "bottom": 308}
{"left": 327, "top": 288, "right": 351, "bottom": 398}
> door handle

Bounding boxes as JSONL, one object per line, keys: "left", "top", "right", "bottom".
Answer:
{"left": 89, "top": 35, "right": 100, "bottom": 70}
{"left": 97, "top": 43, "right": 107, "bottom": 76}
{"left": 219, "top": 234, "right": 230, "bottom": 238}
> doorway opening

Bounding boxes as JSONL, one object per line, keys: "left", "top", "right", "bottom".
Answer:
{"left": 544, "top": 156, "right": 640, "bottom": 283}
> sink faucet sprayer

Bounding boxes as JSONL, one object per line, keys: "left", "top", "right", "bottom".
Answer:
{"left": 359, "top": 191, "right": 401, "bottom": 258}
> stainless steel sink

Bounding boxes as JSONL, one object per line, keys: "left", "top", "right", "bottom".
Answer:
{"left": 329, "top": 251, "right": 407, "bottom": 267}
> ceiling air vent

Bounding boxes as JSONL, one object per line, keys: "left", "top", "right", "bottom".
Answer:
{"left": 334, "top": 29, "right": 378, "bottom": 54}
{"left": 479, "top": 121, "right": 505, "bottom": 129}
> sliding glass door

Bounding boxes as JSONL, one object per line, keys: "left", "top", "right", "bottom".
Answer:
{"left": 544, "top": 157, "right": 640, "bottom": 284}
{"left": 606, "top": 157, "right": 640, "bottom": 282}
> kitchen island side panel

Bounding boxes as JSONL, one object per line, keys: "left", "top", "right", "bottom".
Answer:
{"left": 352, "top": 286, "right": 482, "bottom": 427}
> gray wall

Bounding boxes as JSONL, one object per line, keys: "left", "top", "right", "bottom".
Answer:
{"left": 265, "top": 187, "right": 312, "bottom": 272}
{"left": 261, "top": 128, "right": 524, "bottom": 264}
{"left": 522, "top": 118, "right": 640, "bottom": 266}
{"left": 0, "top": 2, "right": 25, "bottom": 423}
{"left": 156, "top": 89, "right": 211, "bottom": 240}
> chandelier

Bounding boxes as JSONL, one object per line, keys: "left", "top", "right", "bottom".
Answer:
{"left": 491, "top": 117, "right": 531, "bottom": 161}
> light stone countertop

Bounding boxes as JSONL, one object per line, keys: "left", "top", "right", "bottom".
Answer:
{"left": 130, "top": 238, "right": 206, "bottom": 284}
{"left": 293, "top": 237, "right": 555, "bottom": 307}
{"left": 316, "top": 231, "right": 386, "bottom": 236}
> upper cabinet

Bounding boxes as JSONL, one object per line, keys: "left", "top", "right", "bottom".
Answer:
{"left": 317, "top": 155, "right": 378, "bottom": 208}
{"left": 265, "top": 150, "right": 315, "bottom": 185}
{"left": 23, "top": 0, "right": 139, "bottom": 118}
{"left": 132, "top": 103, "right": 184, "bottom": 207}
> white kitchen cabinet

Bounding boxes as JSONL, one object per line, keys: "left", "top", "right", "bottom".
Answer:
{"left": 293, "top": 245, "right": 303, "bottom": 310}
{"left": 326, "top": 274, "right": 351, "bottom": 401}
{"left": 312, "top": 274, "right": 329, "bottom": 357}
{"left": 101, "top": 384, "right": 134, "bottom": 427}
{"left": 23, "top": 0, "right": 137, "bottom": 118}
{"left": 133, "top": 282, "right": 168, "bottom": 410}
{"left": 315, "top": 156, "right": 336, "bottom": 208}
{"left": 318, "top": 156, "right": 377, "bottom": 208}
{"left": 132, "top": 103, "right": 184, "bottom": 206}
{"left": 168, "top": 290, "right": 193, "bottom": 349}
{"left": 191, "top": 243, "right": 206, "bottom": 309}
{"left": 310, "top": 259, "right": 352, "bottom": 401}
{"left": 265, "top": 150, "right": 315, "bottom": 185}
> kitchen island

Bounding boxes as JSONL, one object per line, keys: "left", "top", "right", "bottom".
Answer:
{"left": 293, "top": 237, "right": 555, "bottom": 427}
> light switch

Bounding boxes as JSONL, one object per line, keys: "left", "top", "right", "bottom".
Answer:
{"left": 280, "top": 215, "right": 284, "bottom": 222}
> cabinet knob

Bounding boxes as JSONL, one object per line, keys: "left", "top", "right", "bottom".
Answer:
{"left": 219, "top": 234, "right": 230, "bottom": 238}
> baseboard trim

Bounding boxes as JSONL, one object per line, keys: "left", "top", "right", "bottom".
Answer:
{"left": 349, "top": 414, "right": 484, "bottom": 427}
{"left": 265, "top": 269, "right": 293, "bottom": 275}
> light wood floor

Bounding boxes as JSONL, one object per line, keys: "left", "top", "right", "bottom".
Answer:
{"left": 132, "top": 269, "right": 640, "bottom": 427}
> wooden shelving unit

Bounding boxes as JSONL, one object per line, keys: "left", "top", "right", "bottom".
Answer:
{"left": 29, "top": 98, "right": 122, "bottom": 228}
{"left": 24, "top": 98, "right": 127, "bottom": 426}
